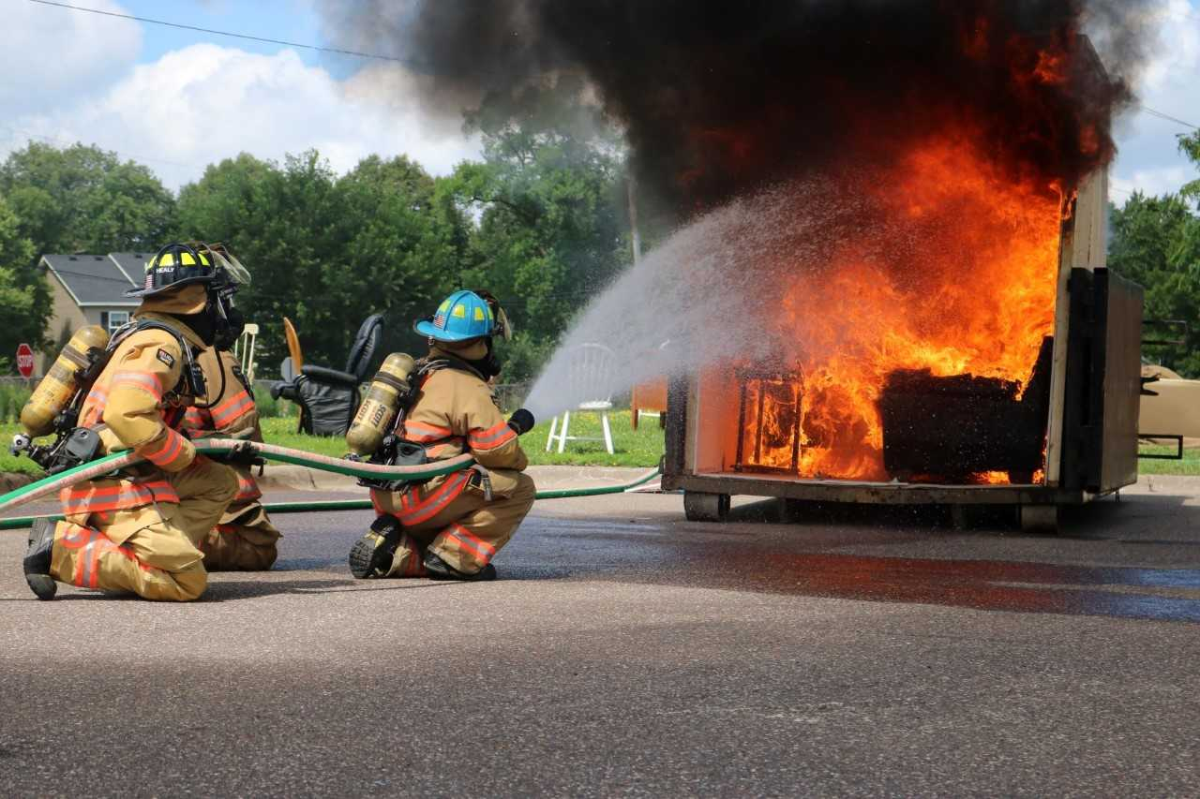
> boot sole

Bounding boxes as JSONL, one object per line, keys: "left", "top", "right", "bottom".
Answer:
{"left": 25, "top": 573, "right": 57, "bottom": 601}
{"left": 348, "top": 535, "right": 390, "bottom": 579}
{"left": 24, "top": 521, "right": 57, "bottom": 600}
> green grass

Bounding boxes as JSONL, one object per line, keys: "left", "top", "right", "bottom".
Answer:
{"left": 261, "top": 411, "right": 666, "bottom": 468}
{"left": 9, "top": 414, "right": 1182, "bottom": 478}
{"left": 259, "top": 417, "right": 349, "bottom": 457}
{"left": 1135, "top": 444, "right": 1200, "bottom": 476}
{"left": 0, "top": 423, "right": 46, "bottom": 475}
{"left": 525, "top": 410, "right": 664, "bottom": 467}
{"left": 0, "top": 383, "right": 32, "bottom": 424}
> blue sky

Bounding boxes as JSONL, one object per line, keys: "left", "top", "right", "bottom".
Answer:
{"left": 2, "top": 0, "right": 1197, "bottom": 199}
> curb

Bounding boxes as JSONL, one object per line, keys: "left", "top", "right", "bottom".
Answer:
{"left": 256, "top": 464, "right": 363, "bottom": 493}
{"left": 0, "top": 473, "right": 36, "bottom": 493}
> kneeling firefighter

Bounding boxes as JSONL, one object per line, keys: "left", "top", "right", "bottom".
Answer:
{"left": 348, "top": 290, "right": 536, "bottom": 581}
{"left": 20, "top": 243, "right": 248, "bottom": 601}
{"left": 180, "top": 244, "right": 281, "bottom": 571}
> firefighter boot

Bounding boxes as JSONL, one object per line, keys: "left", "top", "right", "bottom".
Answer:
{"left": 23, "top": 519, "right": 57, "bottom": 600}
{"left": 423, "top": 551, "right": 497, "bottom": 582}
{"left": 349, "top": 516, "right": 404, "bottom": 579}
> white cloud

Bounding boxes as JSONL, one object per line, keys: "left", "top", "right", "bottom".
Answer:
{"left": 5, "top": 43, "right": 482, "bottom": 190}
{"left": 1111, "top": 0, "right": 1200, "bottom": 197}
{"left": 0, "top": 0, "right": 141, "bottom": 118}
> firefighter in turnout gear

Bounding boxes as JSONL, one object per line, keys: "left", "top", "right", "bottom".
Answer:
{"left": 181, "top": 248, "right": 281, "bottom": 571}
{"left": 22, "top": 242, "right": 249, "bottom": 601}
{"left": 349, "top": 290, "right": 536, "bottom": 581}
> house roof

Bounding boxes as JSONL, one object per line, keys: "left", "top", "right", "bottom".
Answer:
{"left": 41, "top": 253, "right": 139, "bottom": 307}
{"left": 107, "top": 252, "right": 153, "bottom": 288}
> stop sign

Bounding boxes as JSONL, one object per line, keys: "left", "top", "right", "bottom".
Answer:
{"left": 15, "top": 343, "right": 34, "bottom": 378}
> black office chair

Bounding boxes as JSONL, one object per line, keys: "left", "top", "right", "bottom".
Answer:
{"left": 272, "top": 314, "right": 384, "bottom": 436}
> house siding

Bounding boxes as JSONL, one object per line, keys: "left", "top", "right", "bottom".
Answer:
{"left": 36, "top": 262, "right": 136, "bottom": 377}
{"left": 39, "top": 276, "right": 90, "bottom": 376}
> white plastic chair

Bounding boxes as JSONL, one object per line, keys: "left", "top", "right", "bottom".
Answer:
{"left": 546, "top": 343, "right": 617, "bottom": 455}
{"left": 234, "top": 323, "right": 259, "bottom": 384}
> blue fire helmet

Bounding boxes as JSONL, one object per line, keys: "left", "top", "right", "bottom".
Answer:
{"left": 415, "top": 290, "right": 496, "bottom": 343}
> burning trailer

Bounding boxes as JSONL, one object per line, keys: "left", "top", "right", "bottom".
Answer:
{"left": 657, "top": 31, "right": 1144, "bottom": 534}
{"left": 662, "top": 164, "right": 1143, "bottom": 531}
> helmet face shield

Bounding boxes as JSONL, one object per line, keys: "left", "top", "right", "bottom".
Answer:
{"left": 190, "top": 241, "right": 251, "bottom": 292}
{"left": 208, "top": 246, "right": 251, "bottom": 287}
{"left": 473, "top": 290, "right": 513, "bottom": 341}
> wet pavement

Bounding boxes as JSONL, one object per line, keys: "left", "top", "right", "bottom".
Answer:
{"left": 1, "top": 476, "right": 1199, "bottom": 796}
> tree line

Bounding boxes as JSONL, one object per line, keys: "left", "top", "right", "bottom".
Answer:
{"left": 2, "top": 86, "right": 1198, "bottom": 381}
{"left": 0, "top": 80, "right": 639, "bottom": 381}
{"left": 1108, "top": 132, "right": 1200, "bottom": 376}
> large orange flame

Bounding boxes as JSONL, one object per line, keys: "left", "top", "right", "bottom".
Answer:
{"left": 746, "top": 134, "right": 1063, "bottom": 481}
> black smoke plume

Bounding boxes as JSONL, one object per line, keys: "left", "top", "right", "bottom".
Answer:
{"left": 320, "top": 0, "right": 1157, "bottom": 212}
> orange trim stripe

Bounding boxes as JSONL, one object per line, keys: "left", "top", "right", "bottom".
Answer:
{"left": 81, "top": 386, "right": 110, "bottom": 427}
{"left": 182, "top": 408, "right": 209, "bottom": 431}
{"left": 211, "top": 389, "right": 251, "bottom": 416}
{"left": 444, "top": 523, "right": 496, "bottom": 565}
{"left": 370, "top": 490, "right": 388, "bottom": 517}
{"left": 140, "top": 429, "right": 185, "bottom": 467}
{"left": 404, "top": 420, "right": 455, "bottom": 443}
{"left": 210, "top": 391, "right": 253, "bottom": 427}
{"left": 110, "top": 371, "right": 163, "bottom": 399}
{"left": 471, "top": 420, "right": 509, "bottom": 441}
{"left": 469, "top": 425, "right": 517, "bottom": 452}
{"left": 399, "top": 472, "right": 471, "bottom": 526}
{"left": 235, "top": 473, "right": 261, "bottom": 502}
{"left": 60, "top": 481, "right": 179, "bottom": 514}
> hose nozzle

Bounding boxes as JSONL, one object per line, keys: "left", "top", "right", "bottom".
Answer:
{"left": 508, "top": 409, "right": 535, "bottom": 436}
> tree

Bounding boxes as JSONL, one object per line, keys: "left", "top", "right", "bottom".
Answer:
{"left": 1181, "top": 131, "right": 1200, "bottom": 207}
{"left": 336, "top": 155, "right": 468, "bottom": 358}
{"left": 445, "top": 76, "right": 630, "bottom": 381}
{"left": 177, "top": 151, "right": 469, "bottom": 372}
{"left": 0, "top": 195, "right": 38, "bottom": 371}
{"left": 0, "top": 142, "right": 176, "bottom": 256}
{"left": 1109, "top": 192, "right": 1200, "bottom": 375}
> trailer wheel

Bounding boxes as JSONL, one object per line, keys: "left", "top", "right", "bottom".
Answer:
{"left": 1019, "top": 505, "right": 1059, "bottom": 534}
{"left": 684, "top": 491, "right": 730, "bottom": 522}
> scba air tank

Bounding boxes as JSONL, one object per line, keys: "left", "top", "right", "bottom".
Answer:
{"left": 346, "top": 353, "right": 417, "bottom": 457}
{"left": 20, "top": 325, "right": 110, "bottom": 437}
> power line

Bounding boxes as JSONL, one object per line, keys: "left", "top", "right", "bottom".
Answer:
{"left": 28, "top": 1, "right": 1200, "bottom": 134}
{"left": 26, "top": 0, "right": 417, "bottom": 66}
{"left": 1138, "top": 105, "right": 1199, "bottom": 131}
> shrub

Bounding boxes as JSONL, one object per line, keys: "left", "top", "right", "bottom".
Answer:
{"left": 0, "top": 381, "right": 32, "bottom": 424}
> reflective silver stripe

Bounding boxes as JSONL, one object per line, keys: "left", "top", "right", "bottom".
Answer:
{"left": 80, "top": 535, "right": 100, "bottom": 588}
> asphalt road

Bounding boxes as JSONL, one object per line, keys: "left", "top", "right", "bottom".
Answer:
{"left": 2, "top": 476, "right": 1199, "bottom": 797}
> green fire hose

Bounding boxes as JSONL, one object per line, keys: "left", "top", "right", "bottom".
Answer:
{"left": 0, "top": 438, "right": 662, "bottom": 531}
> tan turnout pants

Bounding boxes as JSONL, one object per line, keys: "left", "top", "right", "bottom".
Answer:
{"left": 199, "top": 501, "right": 281, "bottom": 571}
{"left": 197, "top": 463, "right": 280, "bottom": 571}
{"left": 371, "top": 468, "right": 536, "bottom": 577}
{"left": 50, "top": 457, "right": 238, "bottom": 601}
